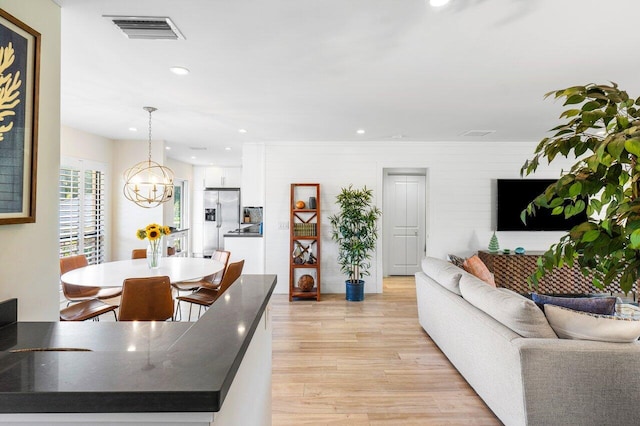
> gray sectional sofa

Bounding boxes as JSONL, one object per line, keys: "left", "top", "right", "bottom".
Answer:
{"left": 415, "top": 256, "right": 640, "bottom": 426}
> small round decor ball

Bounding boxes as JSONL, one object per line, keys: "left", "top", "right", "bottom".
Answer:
{"left": 298, "top": 274, "right": 315, "bottom": 291}
{"left": 295, "top": 200, "right": 306, "bottom": 209}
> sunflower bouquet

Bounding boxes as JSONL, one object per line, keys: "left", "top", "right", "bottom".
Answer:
{"left": 136, "top": 224, "right": 171, "bottom": 268}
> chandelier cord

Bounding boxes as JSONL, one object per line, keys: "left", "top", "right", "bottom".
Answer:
{"left": 148, "top": 108, "right": 152, "bottom": 164}
{"left": 144, "top": 106, "right": 157, "bottom": 165}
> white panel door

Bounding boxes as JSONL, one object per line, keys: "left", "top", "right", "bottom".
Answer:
{"left": 385, "top": 174, "right": 426, "bottom": 275}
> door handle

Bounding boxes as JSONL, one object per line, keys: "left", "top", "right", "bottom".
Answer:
{"left": 217, "top": 202, "right": 222, "bottom": 228}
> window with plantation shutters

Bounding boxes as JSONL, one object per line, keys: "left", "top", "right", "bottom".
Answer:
{"left": 59, "top": 159, "right": 106, "bottom": 265}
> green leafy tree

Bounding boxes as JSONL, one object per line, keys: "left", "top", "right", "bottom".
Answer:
{"left": 329, "top": 185, "right": 382, "bottom": 283}
{"left": 521, "top": 82, "right": 640, "bottom": 294}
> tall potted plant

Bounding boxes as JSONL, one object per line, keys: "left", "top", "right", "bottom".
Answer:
{"left": 329, "top": 185, "right": 382, "bottom": 301}
{"left": 521, "top": 82, "right": 640, "bottom": 293}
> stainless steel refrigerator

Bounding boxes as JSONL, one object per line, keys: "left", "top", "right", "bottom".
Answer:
{"left": 203, "top": 189, "right": 240, "bottom": 257}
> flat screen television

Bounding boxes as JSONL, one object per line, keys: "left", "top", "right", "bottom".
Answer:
{"left": 496, "top": 179, "right": 587, "bottom": 231}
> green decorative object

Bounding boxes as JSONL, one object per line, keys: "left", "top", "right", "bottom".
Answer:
{"left": 488, "top": 232, "right": 500, "bottom": 253}
{"left": 329, "top": 185, "right": 382, "bottom": 301}
{"left": 521, "top": 82, "right": 640, "bottom": 294}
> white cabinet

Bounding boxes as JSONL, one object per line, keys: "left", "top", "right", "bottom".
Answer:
{"left": 224, "top": 236, "right": 265, "bottom": 274}
{"left": 205, "top": 167, "right": 224, "bottom": 187}
{"left": 205, "top": 167, "right": 241, "bottom": 188}
{"left": 211, "top": 306, "right": 272, "bottom": 425}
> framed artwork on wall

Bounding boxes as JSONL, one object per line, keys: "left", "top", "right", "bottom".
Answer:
{"left": 0, "top": 9, "right": 40, "bottom": 225}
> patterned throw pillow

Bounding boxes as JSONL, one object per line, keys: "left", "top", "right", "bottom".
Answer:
{"left": 544, "top": 304, "right": 640, "bottom": 342}
{"left": 447, "top": 254, "right": 466, "bottom": 269}
{"left": 532, "top": 293, "right": 617, "bottom": 316}
{"left": 462, "top": 254, "right": 496, "bottom": 287}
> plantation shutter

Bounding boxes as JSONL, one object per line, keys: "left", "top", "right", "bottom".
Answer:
{"left": 59, "top": 166, "right": 80, "bottom": 257}
{"left": 59, "top": 159, "right": 106, "bottom": 264}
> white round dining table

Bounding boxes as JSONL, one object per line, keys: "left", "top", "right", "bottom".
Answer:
{"left": 60, "top": 257, "right": 225, "bottom": 288}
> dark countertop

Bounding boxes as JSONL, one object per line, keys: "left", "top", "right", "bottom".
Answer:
{"left": 223, "top": 232, "right": 262, "bottom": 238}
{"left": 0, "top": 274, "right": 277, "bottom": 413}
{"left": 169, "top": 228, "right": 189, "bottom": 233}
{"left": 224, "top": 223, "right": 262, "bottom": 238}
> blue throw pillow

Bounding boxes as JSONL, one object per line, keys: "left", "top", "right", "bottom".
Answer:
{"left": 532, "top": 293, "right": 616, "bottom": 316}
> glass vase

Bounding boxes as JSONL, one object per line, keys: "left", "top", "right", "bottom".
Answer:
{"left": 147, "top": 240, "right": 161, "bottom": 269}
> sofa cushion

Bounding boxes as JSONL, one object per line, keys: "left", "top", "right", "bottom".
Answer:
{"left": 422, "top": 257, "right": 463, "bottom": 295}
{"left": 459, "top": 275, "right": 558, "bottom": 338}
{"left": 532, "top": 293, "right": 617, "bottom": 315}
{"left": 545, "top": 304, "right": 640, "bottom": 343}
{"left": 447, "top": 254, "right": 466, "bottom": 268}
{"left": 462, "top": 255, "right": 496, "bottom": 287}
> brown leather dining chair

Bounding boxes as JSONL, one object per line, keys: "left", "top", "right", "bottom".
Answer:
{"left": 171, "top": 250, "right": 231, "bottom": 296}
{"left": 176, "top": 259, "right": 244, "bottom": 321}
{"left": 118, "top": 276, "right": 174, "bottom": 321}
{"left": 60, "top": 299, "right": 117, "bottom": 321}
{"left": 131, "top": 249, "right": 147, "bottom": 259}
{"left": 60, "top": 255, "right": 122, "bottom": 305}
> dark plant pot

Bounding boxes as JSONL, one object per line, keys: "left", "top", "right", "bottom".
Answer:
{"left": 345, "top": 280, "right": 365, "bottom": 302}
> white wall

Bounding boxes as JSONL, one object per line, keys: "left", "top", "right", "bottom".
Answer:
{"left": 0, "top": 0, "right": 61, "bottom": 320}
{"left": 260, "top": 141, "right": 575, "bottom": 295}
{"left": 241, "top": 143, "right": 265, "bottom": 206}
{"left": 61, "top": 125, "right": 113, "bottom": 163}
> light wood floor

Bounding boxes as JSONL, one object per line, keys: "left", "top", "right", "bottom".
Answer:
{"left": 271, "top": 276, "right": 502, "bottom": 425}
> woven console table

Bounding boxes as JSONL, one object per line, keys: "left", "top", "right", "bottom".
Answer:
{"left": 477, "top": 250, "right": 636, "bottom": 296}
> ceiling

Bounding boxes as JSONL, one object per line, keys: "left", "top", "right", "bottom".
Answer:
{"left": 54, "top": 0, "right": 640, "bottom": 166}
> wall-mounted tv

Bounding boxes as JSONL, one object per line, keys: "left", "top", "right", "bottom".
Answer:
{"left": 496, "top": 179, "right": 587, "bottom": 231}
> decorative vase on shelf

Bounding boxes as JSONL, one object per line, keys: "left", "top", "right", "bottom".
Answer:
{"left": 147, "top": 241, "right": 161, "bottom": 269}
{"left": 488, "top": 231, "right": 500, "bottom": 253}
{"left": 292, "top": 243, "right": 304, "bottom": 264}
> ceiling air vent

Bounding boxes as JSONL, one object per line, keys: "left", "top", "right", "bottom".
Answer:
{"left": 103, "top": 16, "right": 185, "bottom": 40}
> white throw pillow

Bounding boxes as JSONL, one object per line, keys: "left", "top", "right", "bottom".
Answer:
{"left": 545, "top": 304, "right": 640, "bottom": 343}
{"left": 459, "top": 275, "right": 558, "bottom": 338}
{"left": 421, "top": 257, "right": 463, "bottom": 295}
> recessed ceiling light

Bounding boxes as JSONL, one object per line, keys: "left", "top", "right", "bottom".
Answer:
{"left": 238, "top": 129, "right": 247, "bottom": 134}
{"left": 129, "top": 127, "right": 137, "bottom": 132}
{"left": 356, "top": 129, "right": 365, "bottom": 134}
{"left": 165, "top": 146, "right": 171, "bottom": 150}
{"left": 429, "top": 0, "right": 451, "bottom": 7}
{"left": 169, "top": 66, "right": 190, "bottom": 75}
{"left": 191, "top": 156, "right": 196, "bottom": 159}
{"left": 225, "top": 147, "right": 232, "bottom": 151}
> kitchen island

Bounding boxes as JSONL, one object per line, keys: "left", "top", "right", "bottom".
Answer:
{"left": 0, "top": 274, "right": 277, "bottom": 425}
{"left": 224, "top": 225, "right": 264, "bottom": 274}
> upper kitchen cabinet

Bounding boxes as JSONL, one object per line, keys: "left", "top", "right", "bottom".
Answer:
{"left": 202, "top": 167, "right": 242, "bottom": 188}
